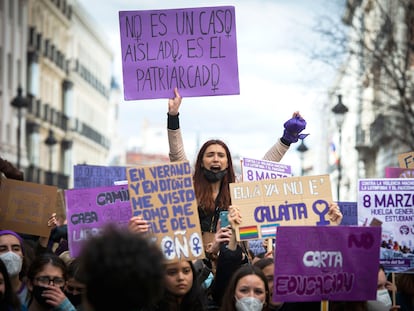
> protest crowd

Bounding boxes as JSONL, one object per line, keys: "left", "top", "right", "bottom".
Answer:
{"left": 1, "top": 88, "right": 414, "bottom": 311}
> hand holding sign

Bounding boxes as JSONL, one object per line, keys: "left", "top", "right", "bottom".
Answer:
{"left": 168, "top": 87, "right": 182, "bottom": 116}
{"left": 128, "top": 216, "right": 150, "bottom": 234}
{"left": 327, "top": 202, "right": 343, "bottom": 225}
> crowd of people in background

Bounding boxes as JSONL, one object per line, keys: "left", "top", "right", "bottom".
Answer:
{"left": 1, "top": 89, "right": 414, "bottom": 311}
{"left": 381, "top": 239, "right": 413, "bottom": 254}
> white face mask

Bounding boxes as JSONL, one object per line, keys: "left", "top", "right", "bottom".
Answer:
{"left": 0, "top": 251, "right": 23, "bottom": 276}
{"left": 235, "top": 296, "right": 264, "bottom": 311}
{"left": 377, "top": 289, "right": 392, "bottom": 307}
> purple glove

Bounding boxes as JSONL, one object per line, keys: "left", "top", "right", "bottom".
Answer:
{"left": 282, "top": 116, "right": 309, "bottom": 144}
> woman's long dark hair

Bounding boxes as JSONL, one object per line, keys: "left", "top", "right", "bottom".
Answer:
{"left": 0, "top": 258, "right": 21, "bottom": 311}
{"left": 27, "top": 253, "right": 67, "bottom": 307}
{"left": 157, "top": 261, "right": 206, "bottom": 311}
{"left": 193, "top": 139, "right": 236, "bottom": 214}
{"left": 219, "top": 264, "right": 269, "bottom": 311}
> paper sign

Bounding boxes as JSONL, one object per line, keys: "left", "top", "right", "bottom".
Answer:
{"left": 230, "top": 174, "right": 333, "bottom": 241}
{"left": 338, "top": 202, "right": 358, "bottom": 226}
{"left": 385, "top": 167, "right": 414, "bottom": 178}
{"left": 74, "top": 164, "right": 127, "bottom": 188}
{"left": 0, "top": 179, "right": 57, "bottom": 237}
{"left": 241, "top": 157, "right": 292, "bottom": 182}
{"left": 398, "top": 151, "right": 414, "bottom": 168}
{"left": 273, "top": 226, "right": 381, "bottom": 302}
{"left": 119, "top": 6, "right": 240, "bottom": 100}
{"left": 357, "top": 178, "right": 414, "bottom": 272}
{"left": 65, "top": 184, "right": 132, "bottom": 257}
{"left": 127, "top": 161, "right": 204, "bottom": 261}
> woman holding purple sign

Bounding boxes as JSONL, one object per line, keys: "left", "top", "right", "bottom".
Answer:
{"left": 166, "top": 87, "right": 308, "bottom": 248}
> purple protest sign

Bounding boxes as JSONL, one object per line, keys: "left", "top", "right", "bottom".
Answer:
{"left": 241, "top": 157, "right": 292, "bottom": 182}
{"left": 74, "top": 164, "right": 127, "bottom": 188}
{"left": 65, "top": 185, "right": 132, "bottom": 257}
{"left": 119, "top": 6, "right": 240, "bottom": 100}
{"left": 273, "top": 226, "right": 381, "bottom": 302}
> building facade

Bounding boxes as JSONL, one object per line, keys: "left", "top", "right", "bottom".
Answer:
{"left": 0, "top": 0, "right": 119, "bottom": 189}
{"left": 328, "top": 0, "right": 414, "bottom": 201}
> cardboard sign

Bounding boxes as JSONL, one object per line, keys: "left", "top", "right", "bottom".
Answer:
{"left": 358, "top": 178, "right": 414, "bottom": 272}
{"left": 0, "top": 179, "right": 57, "bottom": 237}
{"left": 230, "top": 174, "right": 333, "bottom": 241}
{"left": 273, "top": 226, "right": 381, "bottom": 302}
{"left": 241, "top": 157, "right": 292, "bottom": 182}
{"left": 65, "top": 184, "right": 132, "bottom": 257}
{"left": 74, "top": 164, "right": 127, "bottom": 188}
{"left": 398, "top": 151, "right": 414, "bottom": 168}
{"left": 127, "top": 161, "right": 204, "bottom": 261}
{"left": 119, "top": 6, "right": 240, "bottom": 100}
{"left": 338, "top": 202, "right": 358, "bottom": 226}
{"left": 385, "top": 167, "right": 414, "bottom": 178}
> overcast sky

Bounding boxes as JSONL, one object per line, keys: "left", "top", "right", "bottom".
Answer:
{"left": 79, "top": 0, "right": 344, "bottom": 174}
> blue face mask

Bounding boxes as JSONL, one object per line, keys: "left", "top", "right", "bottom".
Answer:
{"left": 202, "top": 272, "right": 214, "bottom": 289}
{"left": 235, "top": 296, "right": 264, "bottom": 311}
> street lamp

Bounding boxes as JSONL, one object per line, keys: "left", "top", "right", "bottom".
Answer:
{"left": 296, "top": 139, "right": 308, "bottom": 176}
{"left": 44, "top": 129, "right": 57, "bottom": 172}
{"left": 10, "top": 86, "right": 29, "bottom": 169}
{"left": 331, "top": 94, "right": 349, "bottom": 202}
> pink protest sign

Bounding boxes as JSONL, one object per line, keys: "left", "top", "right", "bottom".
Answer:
{"left": 65, "top": 185, "right": 132, "bottom": 257}
{"left": 273, "top": 226, "right": 381, "bottom": 302}
{"left": 119, "top": 6, "right": 240, "bottom": 100}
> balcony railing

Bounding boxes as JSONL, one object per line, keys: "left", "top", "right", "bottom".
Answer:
{"left": 26, "top": 165, "right": 69, "bottom": 189}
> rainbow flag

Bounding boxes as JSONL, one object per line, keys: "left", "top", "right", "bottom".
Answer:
{"left": 239, "top": 226, "right": 259, "bottom": 239}
{"left": 261, "top": 223, "right": 279, "bottom": 239}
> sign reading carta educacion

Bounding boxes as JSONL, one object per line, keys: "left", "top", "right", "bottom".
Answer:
{"left": 119, "top": 6, "right": 240, "bottom": 100}
{"left": 273, "top": 226, "right": 381, "bottom": 302}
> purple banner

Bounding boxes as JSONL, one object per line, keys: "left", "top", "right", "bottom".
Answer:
{"left": 65, "top": 185, "right": 132, "bottom": 257}
{"left": 273, "top": 226, "right": 381, "bottom": 302}
{"left": 74, "top": 165, "right": 127, "bottom": 188}
{"left": 385, "top": 167, "right": 414, "bottom": 178}
{"left": 241, "top": 157, "right": 292, "bottom": 181}
{"left": 119, "top": 6, "right": 240, "bottom": 100}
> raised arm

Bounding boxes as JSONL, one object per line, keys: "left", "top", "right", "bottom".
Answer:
{"left": 263, "top": 111, "right": 308, "bottom": 161}
{"left": 167, "top": 87, "right": 188, "bottom": 162}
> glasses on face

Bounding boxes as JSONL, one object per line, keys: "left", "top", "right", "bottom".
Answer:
{"left": 35, "top": 276, "right": 65, "bottom": 287}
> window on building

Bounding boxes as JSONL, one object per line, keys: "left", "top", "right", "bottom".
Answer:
{"left": 18, "top": 0, "right": 23, "bottom": 26}
{"left": 7, "top": 53, "right": 12, "bottom": 90}
{"left": 0, "top": 47, "right": 3, "bottom": 87}
{"left": 8, "top": 0, "right": 13, "bottom": 19}
{"left": 17, "top": 59, "right": 21, "bottom": 85}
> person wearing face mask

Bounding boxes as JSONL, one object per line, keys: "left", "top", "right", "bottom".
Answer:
{"left": 0, "top": 258, "right": 27, "bottom": 311}
{"left": 376, "top": 265, "right": 396, "bottom": 308}
{"left": 0, "top": 230, "right": 28, "bottom": 305}
{"left": 63, "top": 259, "right": 84, "bottom": 311}
{"left": 219, "top": 264, "right": 269, "bottom": 311}
{"left": 25, "top": 253, "right": 75, "bottom": 311}
{"left": 167, "top": 88, "right": 308, "bottom": 251}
